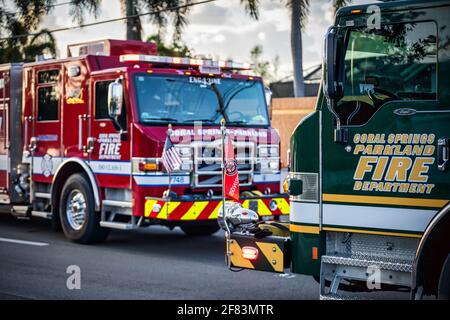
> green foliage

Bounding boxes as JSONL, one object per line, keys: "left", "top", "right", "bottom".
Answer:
{"left": 0, "top": 0, "right": 57, "bottom": 63}
{"left": 146, "top": 34, "right": 192, "bottom": 57}
{"left": 250, "top": 45, "right": 279, "bottom": 84}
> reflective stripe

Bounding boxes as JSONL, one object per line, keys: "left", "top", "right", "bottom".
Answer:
{"left": 133, "top": 175, "right": 189, "bottom": 186}
{"left": 144, "top": 197, "right": 290, "bottom": 220}
{"left": 89, "top": 160, "right": 131, "bottom": 176}
{"left": 323, "top": 203, "right": 436, "bottom": 233}
{"left": 290, "top": 224, "right": 320, "bottom": 234}
{"left": 323, "top": 193, "right": 449, "bottom": 209}
{"left": 290, "top": 201, "right": 320, "bottom": 225}
{"left": 0, "top": 154, "right": 8, "bottom": 171}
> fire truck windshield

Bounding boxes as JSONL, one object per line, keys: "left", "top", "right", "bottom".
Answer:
{"left": 335, "top": 21, "right": 437, "bottom": 126}
{"left": 133, "top": 74, "right": 269, "bottom": 126}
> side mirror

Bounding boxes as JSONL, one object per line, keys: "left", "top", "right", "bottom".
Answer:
{"left": 323, "top": 27, "right": 347, "bottom": 143}
{"left": 323, "top": 27, "right": 337, "bottom": 101}
{"left": 107, "top": 79, "right": 123, "bottom": 118}
{"left": 264, "top": 86, "right": 272, "bottom": 106}
{"left": 265, "top": 86, "right": 273, "bottom": 120}
{"left": 323, "top": 26, "right": 346, "bottom": 102}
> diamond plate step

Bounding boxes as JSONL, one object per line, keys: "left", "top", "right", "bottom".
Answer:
{"left": 322, "top": 255, "right": 413, "bottom": 273}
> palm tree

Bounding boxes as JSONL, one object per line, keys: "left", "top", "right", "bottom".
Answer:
{"left": 0, "top": 1, "right": 59, "bottom": 63}
{"left": 0, "top": 0, "right": 191, "bottom": 63}
{"left": 73, "top": 0, "right": 192, "bottom": 41}
{"left": 241, "top": 0, "right": 351, "bottom": 97}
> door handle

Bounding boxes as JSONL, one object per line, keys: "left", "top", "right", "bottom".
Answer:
{"left": 438, "top": 138, "right": 449, "bottom": 172}
{"left": 29, "top": 136, "right": 37, "bottom": 152}
{"left": 87, "top": 137, "right": 95, "bottom": 154}
{"left": 78, "top": 114, "right": 89, "bottom": 151}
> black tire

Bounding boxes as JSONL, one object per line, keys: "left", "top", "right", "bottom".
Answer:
{"left": 438, "top": 254, "right": 450, "bottom": 300}
{"left": 180, "top": 220, "right": 220, "bottom": 236}
{"left": 59, "top": 173, "right": 109, "bottom": 244}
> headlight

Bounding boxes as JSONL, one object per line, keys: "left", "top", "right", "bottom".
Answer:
{"left": 259, "top": 146, "right": 269, "bottom": 157}
{"left": 259, "top": 159, "right": 279, "bottom": 173}
{"left": 269, "top": 146, "right": 278, "bottom": 156}
{"left": 176, "top": 146, "right": 193, "bottom": 157}
{"left": 258, "top": 145, "right": 279, "bottom": 157}
{"left": 180, "top": 162, "right": 193, "bottom": 172}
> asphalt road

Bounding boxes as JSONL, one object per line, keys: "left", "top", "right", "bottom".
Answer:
{"left": 0, "top": 214, "right": 408, "bottom": 300}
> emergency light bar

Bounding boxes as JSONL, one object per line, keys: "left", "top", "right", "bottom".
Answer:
{"left": 119, "top": 54, "right": 254, "bottom": 71}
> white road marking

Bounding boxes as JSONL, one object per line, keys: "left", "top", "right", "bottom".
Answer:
{"left": 0, "top": 237, "right": 49, "bottom": 246}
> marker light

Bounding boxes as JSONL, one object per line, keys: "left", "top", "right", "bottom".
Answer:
{"left": 351, "top": 9, "right": 363, "bottom": 14}
{"left": 242, "top": 246, "right": 259, "bottom": 261}
{"left": 139, "top": 162, "right": 158, "bottom": 172}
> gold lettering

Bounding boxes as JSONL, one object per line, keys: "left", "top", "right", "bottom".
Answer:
{"left": 372, "top": 156, "right": 388, "bottom": 181}
{"left": 354, "top": 156, "right": 378, "bottom": 180}
{"left": 409, "top": 157, "right": 434, "bottom": 182}
{"left": 385, "top": 157, "right": 412, "bottom": 182}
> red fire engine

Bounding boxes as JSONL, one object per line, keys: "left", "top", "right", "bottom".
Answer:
{"left": 0, "top": 39, "right": 288, "bottom": 243}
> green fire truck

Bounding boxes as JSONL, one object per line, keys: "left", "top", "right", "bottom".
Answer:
{"left": 219, "top": 0, "right": 450, "bottom": 299}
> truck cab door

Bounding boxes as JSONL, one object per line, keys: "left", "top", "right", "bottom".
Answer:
{"left": 322, "top": 17, "right": 449, "bottom": 237}
{"left": 88, "top": 76, "right": 130, "bottom": 189}
{"left": 30, "top": 66, "right": 63, "bottom": 188}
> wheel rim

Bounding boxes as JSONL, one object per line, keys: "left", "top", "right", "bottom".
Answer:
{"left": 66, "top": 189, "right": 87, "bottom": 231}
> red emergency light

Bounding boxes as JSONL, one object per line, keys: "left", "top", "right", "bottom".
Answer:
{"left": 241, "top": 246, "right": 259, "bottom": 261}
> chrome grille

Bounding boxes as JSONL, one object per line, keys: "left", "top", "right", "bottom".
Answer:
{"left": 193, "top": 141, "right": 255, "bottom": 188}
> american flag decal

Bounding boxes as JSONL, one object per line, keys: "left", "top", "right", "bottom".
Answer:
{"left": 161, "top": 136, "right": 182, "bottom": 173}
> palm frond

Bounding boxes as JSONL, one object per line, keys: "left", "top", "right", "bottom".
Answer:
{"left": 240, "top": 0, "right": 259, "bottom": 20}
{"left": 68, "top": 0, "right": 101, "bottom": 24}
{"left": 332, "top": 0, "right": 352, "bottom": 15}
{"left": 287, "top": 0, "right": 309, "bottom": 30}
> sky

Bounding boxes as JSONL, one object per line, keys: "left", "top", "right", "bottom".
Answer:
{"left": 30, "top": 0, "right": 379, "bottom": 80}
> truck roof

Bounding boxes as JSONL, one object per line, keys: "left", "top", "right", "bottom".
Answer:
{"left": 20, "top": 39, "right": 257, "bottom": 79}
{"left": 337, "top": 0, "right": 450, "bottom": 17}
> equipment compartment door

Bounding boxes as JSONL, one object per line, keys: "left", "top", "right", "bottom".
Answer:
{"left": 31, "top": 66, "right": 63, "bottom": 186}
{"left": 0, "top": 69, "right": 9, "bottom": 200}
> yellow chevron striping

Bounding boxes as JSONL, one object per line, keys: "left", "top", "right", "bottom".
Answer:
{"left": 242, "top": 199, "right": 272, "bottom": 216}
{"left": 276, "top": 198, "right": 290, "bottom": 214}
{"left": 256, "top": 242, "right": 284, "bottom": 272}
{"left": 157, "top": 201, "right": 181, "bottom": 219}
{"left": 144, "top": 200, "right": 158, "bottom": 217}
{"left": 180, "top": 201, "right": 209, "bottom": 220}
{"left": 209, "top": 200, "right": 232, "bottom": 219}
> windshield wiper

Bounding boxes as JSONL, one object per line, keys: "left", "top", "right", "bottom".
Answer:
{"left": 226, "top": 120, "right": 248, "bottom": 125}
{"left": 210, "top": 83, "right": 229, "bottom": 122}
{"left": 141, "top": 117, "right": 179, "bottom": 123}
{"left": 182, "top": 118, "right": 215, "bottom": 123}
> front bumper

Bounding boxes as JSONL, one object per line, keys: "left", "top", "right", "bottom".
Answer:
{"left": 144, "top": 194, "right": 289, "bottom": 221}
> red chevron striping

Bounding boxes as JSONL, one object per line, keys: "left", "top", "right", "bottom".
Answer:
{"left": 197, "top": 201, "right": 220, "bottom": 220}
{"left": 167, "top": 202, "right": 193, "bottom": 220}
